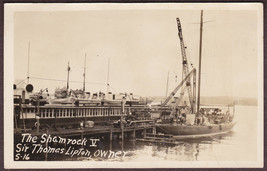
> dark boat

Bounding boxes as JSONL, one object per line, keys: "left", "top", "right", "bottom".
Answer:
{"left": 157, "top": 122, "right": 236, "bottom": 137}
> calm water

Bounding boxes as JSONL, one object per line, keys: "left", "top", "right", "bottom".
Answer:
{"left": 77, "top": 105, "right": 258, "bottom": 162}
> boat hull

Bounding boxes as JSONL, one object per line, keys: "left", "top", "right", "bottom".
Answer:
{"left": 156, "top": 122, "right": 236, "bottom": 136}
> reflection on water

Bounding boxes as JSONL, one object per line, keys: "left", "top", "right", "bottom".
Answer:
{"left": 116, "top": 130, "right": 236, "bottom": 162}
{"left": 95, "top": 105, "right": 257, "bottom": 162}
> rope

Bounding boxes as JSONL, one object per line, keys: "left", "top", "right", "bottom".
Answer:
{"left": 109, "top": 85, "right": 119, "bottom": 93}
{"left": 15, "top": 78, "right": 28, "bottom": 86}
{"left": 29, "top": 76, "right": 106, "bottom": 85}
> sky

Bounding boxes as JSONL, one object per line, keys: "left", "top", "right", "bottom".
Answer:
{"left": 12, "top": 4, "right": 261, "bottom": 98}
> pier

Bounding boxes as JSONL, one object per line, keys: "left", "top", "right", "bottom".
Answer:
{"left": 14, "top": 120, "right": 156, "bottom": 142}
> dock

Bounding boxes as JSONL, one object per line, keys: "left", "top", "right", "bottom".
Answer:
{"left": 14, "top": 120, "right": 156, "bottom": 143}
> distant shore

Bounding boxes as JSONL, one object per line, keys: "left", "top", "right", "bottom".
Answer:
{"left": 148, "top": 96, "right": 257, "bottom": 106}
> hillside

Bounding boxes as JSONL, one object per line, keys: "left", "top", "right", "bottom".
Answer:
{"left": 147, "top": 96, "right": 257, "bottom": 106}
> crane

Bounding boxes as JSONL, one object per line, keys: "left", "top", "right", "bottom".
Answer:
{"left": 161, "top": 18, "right": 196, "bottom": 114}
{"left": 162, "top": 69, "right": 196, "bottom": 106}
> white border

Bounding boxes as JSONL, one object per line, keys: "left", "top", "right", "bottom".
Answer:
{"left": 4, "top": 3, "right": 264, "bottom": 168}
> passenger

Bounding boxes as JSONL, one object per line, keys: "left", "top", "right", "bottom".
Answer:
{"left": 182, "top": 113, "right": 186, "bottom": 120}
{"left": 195, "top": 115, "right": 200, "bottom": 125}
{"left": 195, "top": 114, "right": 204, "bottom": 125}
{"left": 180, "top": 107, "right": 186, "bottom": 115}
{"left": 177, "top": 114, "right": 182, "bottom": 124}
{"left": 208, "top": 109, "right": 213, "bottom": 115}
{"left": 201, "top": 115, "right": 205, "bottom": 125}
{"left": 200, "top": 108, "right": 204, "bottom": 115}
{"left": 170, "top": 117, "right": 174, "bottom": 124}
{"left": 174, "top": 113, "right": 178, "bottom": 123}
{"left": 181, "top": 116, "right": 186, "bottom": 125}
{"left": 169, "top": 113, "right": 174, "bottom": 124}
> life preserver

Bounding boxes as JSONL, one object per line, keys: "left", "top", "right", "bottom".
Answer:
{"left": 35, "top": 122, "right": 40, "bottom": 128}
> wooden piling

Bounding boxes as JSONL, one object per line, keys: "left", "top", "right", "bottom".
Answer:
{"left": 121, "top": 127, "right": 124, "bottom": 141}
{"left": 132, "top": 122, "right": 136, "bottom": 139}
{"left": 110, "top": 128, "right": 113, "bottom": 141}
{"left": 120, "top": 99, "right": 126, "bottom": 141}
{"left": 153, "top": 120, "right": 156, "bottom": 134}
{"left": 36, "top": 95, "right": 40, "bottom": 133}
{"left": 45, "top": 130, "right": 48, "bottom": 161}
{"left": 133, "top": 129, "right": 136, "bottom": 139}
{"left": 81, "top": 131, "right": 84, "bottom": 147}
{"left": 144, "top": 128, "right": 147, "bottom": 138}
{"left": 121, "top": 138, "right": 124, "bottom": 151}
{"left": 110, "top": 128, "right": 113, "bottom": 150}
{"left": 14, "top": 108, "right": 18, "bottom": 133}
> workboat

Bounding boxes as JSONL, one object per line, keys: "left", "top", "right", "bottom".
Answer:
{"left": 156, "top": 11, "right": 236, "bottom": 137}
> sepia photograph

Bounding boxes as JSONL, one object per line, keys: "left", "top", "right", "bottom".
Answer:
{"left": 4, "top": 3, "right": 263, "bottom": 168}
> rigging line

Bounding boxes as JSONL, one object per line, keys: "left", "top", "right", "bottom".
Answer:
{"left": 109, "top": 85, "right": 118, "bottom": 93}
{"left": 15, "top": 78, "right": 28, "bottom": 86}
{"left": 27, "top": 41, "right": 30, "bottom": 84}
{"left": 183, "top": 39, "right": 194, "bottom": 69}
{"left": 29, "top": 76, "right": 106, "bottom": 85}
{"left": 189, "top": 20, "right": 215, "bottom": 24}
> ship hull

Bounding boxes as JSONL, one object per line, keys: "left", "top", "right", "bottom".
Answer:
{"left": 156, "top": 122, "right": 236, "bottom": 136}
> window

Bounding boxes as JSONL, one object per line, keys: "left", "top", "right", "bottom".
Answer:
{"left": 79, "top": 109, "right": 81, "bottom": 117}
{"left": 43, "top": 109, "right": 46, "bottom": 118}
{"left": 50, "top": 109, "right": 53, "bottom": 117}
{"left": 46, "top": 109, "right": 49, "bottom": 117}
{"left": 39, "top": 109, "right": 43, "bottom": 118}
{"left": 70, "top": 109, "right": 73, "bottom": 117}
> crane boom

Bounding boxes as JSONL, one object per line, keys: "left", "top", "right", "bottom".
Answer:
{"left": 162, "top": 69, "right": 196, "bottom": 106}
{"left": 176, "top": 18, "right": 195, "bottom": 113}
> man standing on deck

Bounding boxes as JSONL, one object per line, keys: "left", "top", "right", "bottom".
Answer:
{"left": 180, "top": 107, "right": 186, "bottom": 124}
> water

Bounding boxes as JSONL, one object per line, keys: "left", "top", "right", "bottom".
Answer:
{"left": 80, "top": 105, "right": 258, "bottom": 162}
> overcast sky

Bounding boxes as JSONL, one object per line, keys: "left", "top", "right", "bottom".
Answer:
{"left": 12, "top": 4, "right": 261, "bottom": 98}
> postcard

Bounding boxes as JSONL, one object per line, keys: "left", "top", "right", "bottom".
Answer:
{"left": 4, "top": 3, "right": 263, "bottom": 168}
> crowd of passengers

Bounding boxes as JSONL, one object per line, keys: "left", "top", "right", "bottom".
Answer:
{"left": 159, "top": 107, "right": 234, "bottom": 125}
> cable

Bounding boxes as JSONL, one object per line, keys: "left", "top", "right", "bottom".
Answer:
{"left": 29, "top": 76, "right": 106, "bottom": 85}
{"left": 109, "top": 85, "right": 118, "bottom": 93}
{"left": 15, "top": 78, "right": 28, "bottom": 86}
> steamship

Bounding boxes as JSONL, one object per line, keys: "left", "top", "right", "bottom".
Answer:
{"left": 14, "top": 56, "right": 152, "bottom": 131}
{"left": 14, "top": 85, "right": 151, "bottom": 130}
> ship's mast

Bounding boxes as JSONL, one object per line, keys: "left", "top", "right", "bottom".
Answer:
{"left": 162, "top": 18, "right": 196, "bottom": 108}
{"left": 67, "top": 62, "right": 70, "bottom": 90}
{"left": 107, "top": 57, "right": 110, "bottom": 93}
{"left": 165, "top": 71, "right": 169, "bottom": 97}
{"left": 83, "top": 53, "right": 87, "bottom": 93}
{"left": 27, "top": 41, "right": 30, "bottom": 84}
{"left": 197, "top": 10, "right": 203, "bottom": 114}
